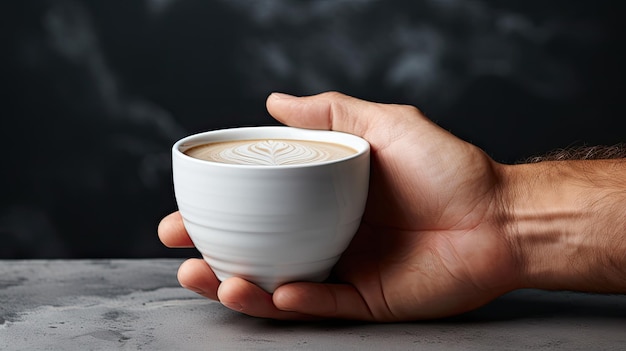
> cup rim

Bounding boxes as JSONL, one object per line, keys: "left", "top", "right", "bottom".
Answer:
{"left": 173, "top": 126, "right": 370, "bottom": 169}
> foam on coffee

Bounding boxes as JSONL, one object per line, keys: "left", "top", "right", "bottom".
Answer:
{"left": 185, "top": 139, "right": 357, "bottom": 165}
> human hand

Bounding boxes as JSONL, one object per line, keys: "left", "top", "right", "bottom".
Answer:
{"left": 159, "top": 91, "right": 522, "bottom": 321}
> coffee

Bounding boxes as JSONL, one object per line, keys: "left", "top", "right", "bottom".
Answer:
{"left": 185, "top": 139, "right": 357, "bottom": 165}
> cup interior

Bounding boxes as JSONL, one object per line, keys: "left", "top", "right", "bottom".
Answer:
{"left": 174, "top": 126, "right": 370, "bottom": 168}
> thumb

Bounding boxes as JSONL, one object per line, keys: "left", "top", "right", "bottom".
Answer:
{"left": 266, "top": 91, "right": 384, "bottom": 138}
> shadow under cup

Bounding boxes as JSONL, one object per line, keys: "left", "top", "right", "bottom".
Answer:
{"left": 172, "top": 127, "right": 370, "bottom": 292}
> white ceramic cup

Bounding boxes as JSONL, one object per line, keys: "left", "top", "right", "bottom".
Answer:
{"left": 172, "top": 126, "right": 370, "bottom": 292}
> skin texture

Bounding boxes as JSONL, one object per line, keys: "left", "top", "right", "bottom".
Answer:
{"left": 158, "top": 92, "right": 626, "bottom": 322}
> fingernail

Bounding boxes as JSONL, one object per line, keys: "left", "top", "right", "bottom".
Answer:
{"left": 181, "top": 283, "right": 205, "bottom": 295}
{"left": 222, "top": 300, "right": 244, "bottom": 312}
{"left": 270, "top": 92, "right": 296, "bottom": 100}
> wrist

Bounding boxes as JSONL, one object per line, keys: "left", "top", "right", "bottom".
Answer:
{"left": 498, "top": 160, "right": 626, "bottom": 292}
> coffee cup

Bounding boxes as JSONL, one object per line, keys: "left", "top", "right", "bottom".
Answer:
{"left": 172, "top": 126, "right": 370, "bottom": 292}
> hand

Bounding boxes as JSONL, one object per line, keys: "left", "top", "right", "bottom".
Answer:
{"left": 159, "top": 91, "right": 520, "bottom": 321}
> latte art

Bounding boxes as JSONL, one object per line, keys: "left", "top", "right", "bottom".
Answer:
{"left": 219, "top": 140, "right": 331, "bottom": 165}
{"left": 185, "top": 139, "right": 356, "bottom": 165}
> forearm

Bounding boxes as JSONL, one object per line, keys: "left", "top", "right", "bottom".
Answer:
{"left": 500, "top": 159, "right": 626, "bottom": 293}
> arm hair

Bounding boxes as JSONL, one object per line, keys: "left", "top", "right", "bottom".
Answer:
{"left": 522, "top": 143, "right": 626, "bottom": 163}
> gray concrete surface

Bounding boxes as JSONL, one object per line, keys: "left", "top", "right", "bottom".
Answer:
{"left": 1, "top": 259, "right": 625, "bottom": 350}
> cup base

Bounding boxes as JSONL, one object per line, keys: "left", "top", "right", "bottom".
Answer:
{"left": 205, "top": 255, "right": 334, "bottom": 293}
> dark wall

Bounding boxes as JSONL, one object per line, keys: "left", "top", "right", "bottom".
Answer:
{"left": 2, "top": 0, "right": 623, "bottom": 258}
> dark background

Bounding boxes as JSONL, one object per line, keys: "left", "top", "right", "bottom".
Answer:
{"left": 2, "top": 0, "right": 624, "bottom": 259}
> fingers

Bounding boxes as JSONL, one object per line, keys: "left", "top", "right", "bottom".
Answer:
{"left": 158, "top": 211, "right": 194, "bottom": 248}
{"left": 266, "top": 91, "right": 439, "bottom": 153}
{"left": 266, "top": 91, "right": 381, "bottom": 138}
{"left": 217, "top": 278, "right": 318, "bottom": 320}
{"left": 177, "top": 259, "right": 320, "bottom": 320}
{"left": 177, "top": 258, "right": 220, "bottom": 301}
{"left": 177, "top": 259, "right": 381, "bottom": 320}
{"left": 273, "top": 282, "right": 379, "bottom": 321}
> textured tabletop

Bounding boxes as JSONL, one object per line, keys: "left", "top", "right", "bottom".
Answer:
{"left": 1, "top": 259, "right": 625, "bottom": 350}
